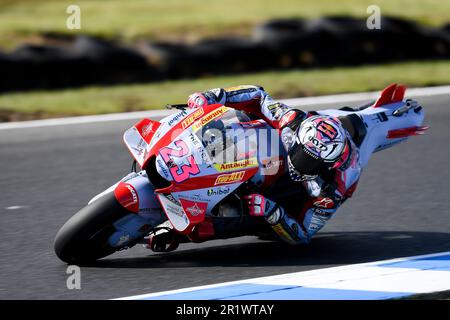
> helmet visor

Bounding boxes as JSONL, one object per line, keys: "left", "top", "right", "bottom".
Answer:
{"left": 288, "top": 141, "right": 327, "bottom": 175}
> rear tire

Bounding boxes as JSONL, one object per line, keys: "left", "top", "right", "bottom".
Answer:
{"left": 54, "top": 193, "right": 131, "bottom": 264}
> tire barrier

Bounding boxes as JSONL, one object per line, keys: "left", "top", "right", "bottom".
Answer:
{"left": 138, "top": 37, "right": 270, "bottom": 78}
{"left": 0, "top": 36, "right": 159, "bottom": 93}
{"left": 253, "top": 16, "right": 450, "bottom": 68}
{"left": 1, "top": 17, "right": 449, "bottom": 92}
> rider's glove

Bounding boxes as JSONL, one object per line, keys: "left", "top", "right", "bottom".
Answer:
{"left": 187, "top": 92, "right": 209, "bottom": 109}
{"left": 144, "top": 228, "right": 179, "bottom": 252}
{"left": 243, "top": 193, "right": 283, "bottom": 225}
{"left": 302, "top": 179, "right": 321, "bottom": 198}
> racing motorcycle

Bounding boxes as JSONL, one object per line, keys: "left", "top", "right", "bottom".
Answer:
{"left": 54, "top": 83, "right": 428, "bottom": 264}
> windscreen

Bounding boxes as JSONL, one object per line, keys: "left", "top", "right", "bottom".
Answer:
{"left": 195, "top": 109, "right": 257, "bottom": 165}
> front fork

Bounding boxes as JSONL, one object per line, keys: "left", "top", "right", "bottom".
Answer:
{"left": 89, "top": 171, "right": 167, "bottom": 249}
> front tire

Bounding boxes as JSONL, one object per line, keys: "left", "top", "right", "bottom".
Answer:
{"left": 54, "top": 193, "right": 131, "bottom": 264}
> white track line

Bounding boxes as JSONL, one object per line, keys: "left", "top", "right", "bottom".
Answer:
{"left": 1, "top": 85, "right": 449, "bottom": 131}
{"left": 115, "top": 250, "right": 450, "bottom": 300}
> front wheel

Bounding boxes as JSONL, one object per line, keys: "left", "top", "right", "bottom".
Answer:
{"left": 54, "top": 193, "right": 133, "bottom": 264}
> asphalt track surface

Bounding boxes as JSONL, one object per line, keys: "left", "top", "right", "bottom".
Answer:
{"left": 0, "top": 92, "right": 449, "bottom": 299}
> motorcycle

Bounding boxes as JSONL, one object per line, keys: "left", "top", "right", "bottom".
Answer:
{"left": 54, "top": 83, "right": 428, "bottom": 264}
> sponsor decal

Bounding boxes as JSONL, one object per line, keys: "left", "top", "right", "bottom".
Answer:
{"left": 214, "top": 157, "right": 258, "bottom": 172}
{"left": 308, "top": 136, "right": 328, "bottom": 151}
{"left": 165, "top": 202, "right": 186, "bottom": 220}
{"left": 167, "top": 110, "right": 188, "bottom": 126}
{"left": 126, "top": 185, "right": 138, "bottom": 203}
{"left": 182, "top": 108, "right": 204, "bottom": 129}
{"left": 309, "top": 216, "right": 327, "bottom": 231}
{"left": 134, "top": 118, "right": 161, "bottom": 144}
{"left": 313, "top": 207, "right": 332, "bottom": 218}
{"left": 179, "top": 193, "right": 210, "bottom": 203}
{"left": 141, "top": 122, "right": 155, "bottom": 138}
{"left": 207, "top": 187, "right": 230, "bottom": 197}
{"left": 239, "top": 120, "right": 265, "bottom": 129}
{"left": 128, "top": 131, "right": 148, "bottom": 157}
{"left": 114, "top": 182, "right": 139, "bottom": 213}
{"left": 188, "top": 133, "right": 200, "bottom": 146}
{"left": 317, "top": 121, "right": 338, "bottom": 140}
{"left": 272, "top": 224, "right": 295, "bottom": 242}
{"left": 166, "top": 194, "right": 181, "bottom": 205}
{"left": 185, "top": 203, "right": 204, "bottom": 216}
{"left": 197, "top": 146, "right": 212, "bottom": 167}
{"left": 156, "top": 158, "right": 170, "bottom": 179}
{"left": 279, "top": 110, "right": 297, "bottom": 128}
{"left": 179, "top": 199, "right": 208, "bottom": 220}
{"left": 273, "top": 105, "right": 289, "bottom": 120}
{"left": 267, "top": 103, "right": 280, "bottom": 111}
{"left": 159, "top": 194, "right": 190, "bottom": 232}
{"left": 131, "top": 147, "right": 143, "bottom": 156}
{"left": 313, "top": 197, "right": 335, "bottom": 209}
{"left": 191, "top": 106, "right": 228, "bottom": 132}
{"left": 214, "top": 171, "right": 245, "bottom": 185}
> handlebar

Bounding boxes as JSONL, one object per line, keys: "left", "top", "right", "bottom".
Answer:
{"left": 166, "top": 103, "right": 188, "bottom": 111}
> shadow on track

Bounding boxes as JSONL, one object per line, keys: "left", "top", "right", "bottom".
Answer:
{"left": 87, "top": 231, "right": 450, "bottom": 269}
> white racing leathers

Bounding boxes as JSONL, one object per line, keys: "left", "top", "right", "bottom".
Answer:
{"left": 196, "top": 85, "right": 362, "bottom": 244}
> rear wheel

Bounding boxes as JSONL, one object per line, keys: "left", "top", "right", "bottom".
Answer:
{"left": 54, "top": 193, "right": 132, "bottom": 264}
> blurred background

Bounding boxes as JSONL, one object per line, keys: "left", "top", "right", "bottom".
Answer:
{"left": 1, "top": 1, "right": 450, "bottom": 300}
{"left": 0, "top": 0, "right": 449, "bottom": 121}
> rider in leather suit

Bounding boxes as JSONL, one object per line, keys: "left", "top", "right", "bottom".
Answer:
{"left": 186, "top": 85, "right": 362, "bottom": 245}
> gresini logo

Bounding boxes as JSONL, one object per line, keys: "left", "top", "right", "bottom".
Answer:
{"left": 214, "top": 171, "right": 245, "bottom": 185}
{"left": 185, "top": 203, "right": 204, "bottom": 216}
{"left": 214, "top": 158, "right": 258, "bottom": 172}
{"left": 141, "top": 123, "right": 154, "bottom": 137}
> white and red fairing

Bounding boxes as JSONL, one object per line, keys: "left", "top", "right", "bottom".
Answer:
{"left": 119, "top": 104, "right": 285, "bottom": 234}
{"left": 113, "top": 84, "right": 427, "bottom": 236}
{"left": 317, "top": 84, "right": 428, "bottom": 167}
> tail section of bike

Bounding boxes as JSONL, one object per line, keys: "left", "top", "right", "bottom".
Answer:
{"left": 356, "top": 96, "right": 427, "bottom": 167}
{"left": 317, "top": 83, "right": 428, "bottom": 168}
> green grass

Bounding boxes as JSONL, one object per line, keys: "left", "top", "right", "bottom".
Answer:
{"left": 1, "top": 60, "right": 449, "bottom": 121}
{"left": 0, "top": 0, "right": 449, "bottom": 49}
